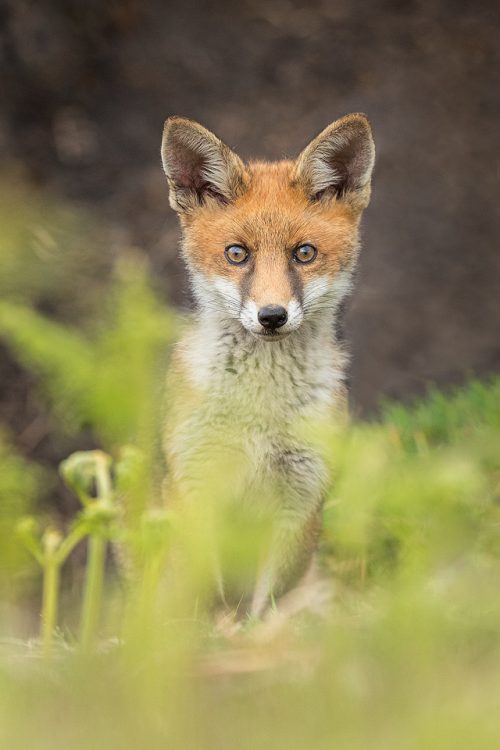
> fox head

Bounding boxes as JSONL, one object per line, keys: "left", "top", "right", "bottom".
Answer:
{"left": 161, "top": 114, "right": 374, "bottom": 340}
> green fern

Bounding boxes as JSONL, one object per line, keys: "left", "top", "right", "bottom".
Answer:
{"left": 0, "top": 257, "right": 178, "bottom": 444}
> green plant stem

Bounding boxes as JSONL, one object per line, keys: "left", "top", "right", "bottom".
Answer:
{"left": 56, "top": 526, "right": 87, "bottom": 565}
{"left": 95, "top": 455, "right": 112, "bottom": 500}
{"left": 79, "top": 533, "right": 106, "bottom": 651}
{"left": 42, "top": 559, "right": 60, "bottom": 655}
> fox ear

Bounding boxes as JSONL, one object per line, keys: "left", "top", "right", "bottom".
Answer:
{"left": 161, "top": 117, "right": 247, "bottom": 213}
{"left": 294, "top": 114, "right": 375, "bottom": 207}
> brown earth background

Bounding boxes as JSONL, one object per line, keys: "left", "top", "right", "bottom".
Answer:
{"left": 0, "top": 0, "right": 499, "bottom": 506}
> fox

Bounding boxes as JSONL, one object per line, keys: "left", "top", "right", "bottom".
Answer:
{"left": 160, "top": 113, "right": 375, "bottom": 618}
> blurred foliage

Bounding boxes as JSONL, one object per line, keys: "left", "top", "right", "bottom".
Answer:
{"left": 382, "top": 378, "right": 500, "bottom": 449}
{"left": 0, "top": 371, "right": 499, "bottom": 748}
{"left": 0, "top": 255, "right": 177, "bottom": 445}
{"left": 323, "top": 378, "right": 500, "bottom": 575}
{"left": 0, "top": 433, "right": 42, "bottom": 588}
{"left": 0, "top": 178, "right": 179, "bottom": 578}
{"left": 1, "top": 177, "right": 500, "bottom": 749}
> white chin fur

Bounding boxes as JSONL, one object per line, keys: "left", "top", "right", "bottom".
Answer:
{"left": 191, "top": 272, "right": 242, "bottom": 318}
{"left": 303, "top": 271, "right": 353, "bottom": 313}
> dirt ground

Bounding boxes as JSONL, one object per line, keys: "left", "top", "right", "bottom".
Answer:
{"left": 1, "top": 0, "right": 499, "bottom": 419}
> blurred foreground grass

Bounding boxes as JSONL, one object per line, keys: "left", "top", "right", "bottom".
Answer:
{"left": 0, "top": 181, "right": 499, "bottom": 749}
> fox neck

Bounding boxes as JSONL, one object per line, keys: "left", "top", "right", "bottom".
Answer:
{"left": 185, "top": 301, "right": 347, "bottom": 419}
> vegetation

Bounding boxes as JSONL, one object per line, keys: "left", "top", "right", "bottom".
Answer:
{"left": 1, "top": 188, "right": 499, "bottom": 749}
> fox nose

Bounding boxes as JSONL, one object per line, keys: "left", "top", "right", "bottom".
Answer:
{"left": 258, "top": 304, "right": 288, "bottom": 331}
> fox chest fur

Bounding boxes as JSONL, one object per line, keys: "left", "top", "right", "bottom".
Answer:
{"left": 167, "top": 316, "right": 346, "bottom": 500}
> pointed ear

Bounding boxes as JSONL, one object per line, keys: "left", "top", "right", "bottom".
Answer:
{"left": 294, "top": 114, "right": 375, "bottom": 207}
{"left": 161, "top": 117, "right": 247, "bottom": 213}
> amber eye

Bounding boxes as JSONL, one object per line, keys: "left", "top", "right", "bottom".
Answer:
{"left": 224, "top": 244, "right": 249, "bottom": 265}
{"left": 293, "top": 244, "right": 317, "bottom": 264}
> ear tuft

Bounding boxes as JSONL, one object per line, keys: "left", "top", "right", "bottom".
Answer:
{"left": 294, "top": 114, "right": 375, "bottom": 206}
{"left": 161, "top": 117, "right": 247, "bottom": 213}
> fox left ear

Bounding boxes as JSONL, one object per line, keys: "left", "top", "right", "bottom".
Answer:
{"left": 161, "top": 117, "right": 247, "bottom": 213}
{"left": 294, "top": 114, "right": 375, "bottom": 207}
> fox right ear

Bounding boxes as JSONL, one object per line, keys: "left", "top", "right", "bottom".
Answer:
{"left": 294, "top": 114, "right": 375, "bottom": 208}
{"left": 161, "top": 117, "right": 247, "bottom": 213}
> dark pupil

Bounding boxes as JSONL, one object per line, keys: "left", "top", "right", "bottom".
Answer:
{"left": 231, "top": 248, "right": 243, "bottom": 259}
{"left": 299, "top": 246, "right": 312, "bottom": 259}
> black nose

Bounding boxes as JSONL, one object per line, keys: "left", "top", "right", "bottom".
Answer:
{"left": 257, "top": 304, "right": 288, "bottom": 331}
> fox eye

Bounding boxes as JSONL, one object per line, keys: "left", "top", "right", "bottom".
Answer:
{"left": 293, "top": 244, "right": 317, "bottom": 264}
{"left": 225, "top": 244, "right": 249, "bottom": 265}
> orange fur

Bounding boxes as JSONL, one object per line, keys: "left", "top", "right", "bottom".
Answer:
{"left": 181, "top": 160, "right": 360, "bottom": 307}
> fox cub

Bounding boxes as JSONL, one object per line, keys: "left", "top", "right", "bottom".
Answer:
{"left": 161, "top": 114, "right": 375, "bottom": 616}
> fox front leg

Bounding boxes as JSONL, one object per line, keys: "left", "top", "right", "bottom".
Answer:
{"left": 250, "top": 446, "right": 327, "bottom": 618}
{"left": 250, "top": 507, "right": 323, "bottom": 618}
